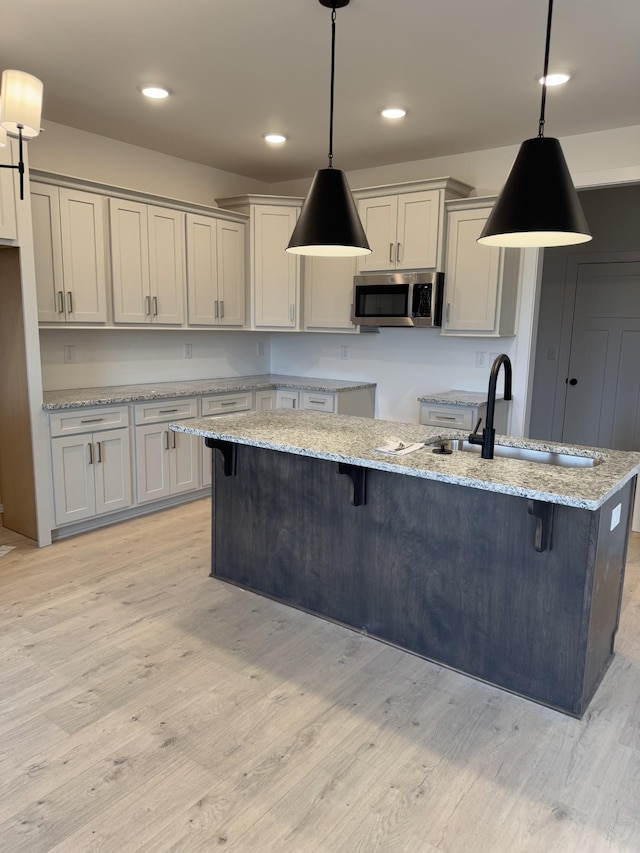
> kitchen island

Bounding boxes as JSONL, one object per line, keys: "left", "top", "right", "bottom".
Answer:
{"left": 171, "top": 410, "right": 640, "bottom": 716}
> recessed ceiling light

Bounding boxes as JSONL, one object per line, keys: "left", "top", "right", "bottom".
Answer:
{"left": 264, "top": 133, "right": 287, "bottom": 144}
{"left": 139, "top": 85, "right": 170, "bottom": 100}
{"left": 539, "top": 73, "right": 571, "bottom": 86}
{"left": 380, "top": 107, "right": 407, "bottom": 120}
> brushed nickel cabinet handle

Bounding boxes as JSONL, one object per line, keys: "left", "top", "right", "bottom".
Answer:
{"left": 164, "top": 430, "right": 169, "bottom": 450}
{"left": 88, "top": 442, "right": 93, "bottom": 465}
{"left": 153, "top": 296, "right": 158, "bottom": 316}
{"left": 96, "top": 441, "right": 102, "bottom": 463}
{"left": 159, "top": 408, "right": 179, "bottom": 414}
{"left": 397, "top": 242, "right": 401, "bottom": 264}
{"left": 220, "top": 300, "right": 224, "bottom": 319}
{"left": 389, "top": 242, "right": 394, "bottom": 264}
{"left": 58, "top": 291, "right": 65, "bottom": 314}
{"left": 171, "top": 431, "right": 176, "bottom": 449}
{"left": 220, "top": 401, "right": 237, "bottom": 407}
{"left": 67, "top": 291, "right": 73, "bottom": 314}
{"left": 145, "top": 295, "right": 151, "bottom": 316}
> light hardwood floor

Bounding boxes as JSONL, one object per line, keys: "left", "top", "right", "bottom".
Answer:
{"left": 1, "top": 498, "right": 640, "bottom": 852}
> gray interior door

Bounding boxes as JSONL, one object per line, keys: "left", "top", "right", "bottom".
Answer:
{"left": 563, "top": 261, "right": 640, "bottom": 449}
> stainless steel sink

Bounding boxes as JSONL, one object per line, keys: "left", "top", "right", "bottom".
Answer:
{"left": 428, "top": 439, "right": 600, "bottom": 468}
{"left": 454, "top": 440, "right": 601, "bottom": 467}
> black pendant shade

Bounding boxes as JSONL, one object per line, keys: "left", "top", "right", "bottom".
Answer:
{"left": 478, "top": 0, "right": 591, "bottom": 249}
{"left": 478, "top": 137, "right": 591, "bottom": 247}
{"left": 287, "top": 167, "right": 371, "bottom": 256}
{"left": 286, "top": 0, "right": 370, "bottom": 257}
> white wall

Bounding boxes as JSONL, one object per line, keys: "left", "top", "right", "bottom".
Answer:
{"left": 32, "top": 121, "right": 270, "bottom": 206}
{"left": 270, "top": 125, "right": 640, "bottom": 197}
{"left": 39, "top": 329, "right": 271, "bottom": 391}
{"left": 270, "top": 330, "right": 517, "bottom": 425}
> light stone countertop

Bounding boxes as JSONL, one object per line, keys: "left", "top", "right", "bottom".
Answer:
{"left": 42, "top": 374, "right": 376, "bottom": 410}
{"left": 171, "top": 409, "right": 640, "bottom": 510}
{"left": 417, "top": 390, "right": 498, "bottom": 406}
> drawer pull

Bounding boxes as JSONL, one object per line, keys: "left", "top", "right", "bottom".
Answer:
{"left": 220, "top": 401, "right": 238, "bottom": 407}
{"left": 158, "top": 408, "right": 179, "bottom": 414}
{"left": 434, "top": 415, "right": 456, "bottom": 421}
{"left": 80, "top": 418, "right": 104, "bottom": 424}
{"left": 308, "top": 399, "right": 325, "bottom": 405}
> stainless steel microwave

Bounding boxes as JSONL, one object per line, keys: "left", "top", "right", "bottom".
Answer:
{"left": 352, "top": 271, "right": 444, "bottom": 327}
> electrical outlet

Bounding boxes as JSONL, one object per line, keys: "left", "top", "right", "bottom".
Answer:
{"left": 183, "top": 343, "right": 192, "bottom": 359}
{"left": 257, "top": 341, "right": 265, "bottom": 357}
{"left": 475, "top": 351, "right": 487, "bottom": 368}
{"left": 63, "top": 344, "right": 76, "bottom": 364}
{"left": 340, "top": 345, "right": 349, "bottom": 360}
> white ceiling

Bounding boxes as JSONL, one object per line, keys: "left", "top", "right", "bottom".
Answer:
{"left": 2, "top": 0, "right": 639, "bottom": 183}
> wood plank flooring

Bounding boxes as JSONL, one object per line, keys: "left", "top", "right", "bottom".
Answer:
{"left": 1, "top": 498, "right": 640, "bottom": 852}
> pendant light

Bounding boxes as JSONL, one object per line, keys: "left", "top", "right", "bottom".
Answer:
{"left": 287, "top": 0, "right": 370, "bottom": 257}
{"left": 478, "top": 0, "right": 591, "bottom": 248}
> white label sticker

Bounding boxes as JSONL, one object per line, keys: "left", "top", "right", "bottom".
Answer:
{"left": 611, "top": 503, "right": 622, "bottom": 531}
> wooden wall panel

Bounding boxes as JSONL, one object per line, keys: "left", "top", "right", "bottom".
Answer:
{"left": 0, "top": 247, "right": 37, "bottom": 539}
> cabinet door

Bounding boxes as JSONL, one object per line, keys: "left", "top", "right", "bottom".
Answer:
{"left": 255, "top": 390, "right": 276, "bottom": 411}
{"left": 275, "top": 390, "right": 299, "bottom": 409}
{"left": 304, "top": 255, "right": 357, "bottom": 330}
{"left": 444, "top": 208, "right": 501, "bottom": 332}
{"left": 186, "top": 213, "right": 218, "bottom": 325}
{"left": 356, "top": 196, "right": 397, "bottom": 272}
{"left": 93, "top": 428, "right": 133, "bottom": 514}
{"left": 148, "top": 206, "right": 185, "bottom": 325}
{"left": 135, "top": 424, "right": 172, "bottom": 503}
{"left": 59, "top": 189, "right": 108, "bottom": 323}
{"left": 217, "top": 220, "right": 245, "bottom": 326}
{"left": 0, "top": 143, "right": 17, "bottom": 240}
{"left": 169, "top": 429, "right": 199, "bottom": 493}
{"left": 31, "top": 183, "right": 65, "bottom": 322}
{"left": 253, "top": 205, "right": 299, "bottom": 328}
{"left": 110, "top": 199, "right": 150, "bottom": 324}
{"left": 51, "top": 435, "right": 96, "bottom": 525}
{"left": 396, "top": 190, "right": 439, "bottom": 269}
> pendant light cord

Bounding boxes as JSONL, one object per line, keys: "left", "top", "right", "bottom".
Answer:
{"left": 538, "top": 0, "right": 554, "bottom": 138}
{"left": 328, "top": 5, "right": 337, "bottom": 168}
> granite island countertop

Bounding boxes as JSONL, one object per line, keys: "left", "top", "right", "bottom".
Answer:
{"left": 170, "top": 409, "right": 640, "bottom": 510}
{"left": 42, "top": 374, "right": 376, "bottom": 410}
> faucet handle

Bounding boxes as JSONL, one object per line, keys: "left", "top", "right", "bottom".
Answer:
{"left": 468, "top": 416, "right": 483, "bottom": 446}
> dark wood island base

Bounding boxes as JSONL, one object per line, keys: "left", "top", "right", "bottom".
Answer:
{"left": 208, "top": 440, "right": 635, "bottom": 717}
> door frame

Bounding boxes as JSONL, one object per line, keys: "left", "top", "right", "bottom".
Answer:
{"left": 550, "top": 251, "right": 640, "bottom": 441}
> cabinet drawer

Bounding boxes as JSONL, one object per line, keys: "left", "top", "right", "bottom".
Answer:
{"left": 301, "top": 392, "right": 335, "bottom": 413}
{"left": 50, "top": 405, "right": 130, "bottom": 436}
{"left": 201, "top": 393, "right": 253, "bottom": 416}
{"left": 134, "top": 398, "right": 197, "bottom": 424}
{"left": 420, "top": 405, "right": 475, "bottom": 430}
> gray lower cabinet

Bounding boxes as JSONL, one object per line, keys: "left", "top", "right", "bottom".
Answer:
{"left": 134, "top": 399, "right": 199, "bottom": 503}
{"left": 50, "top": 406, "right": 133, "bottom": 526}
